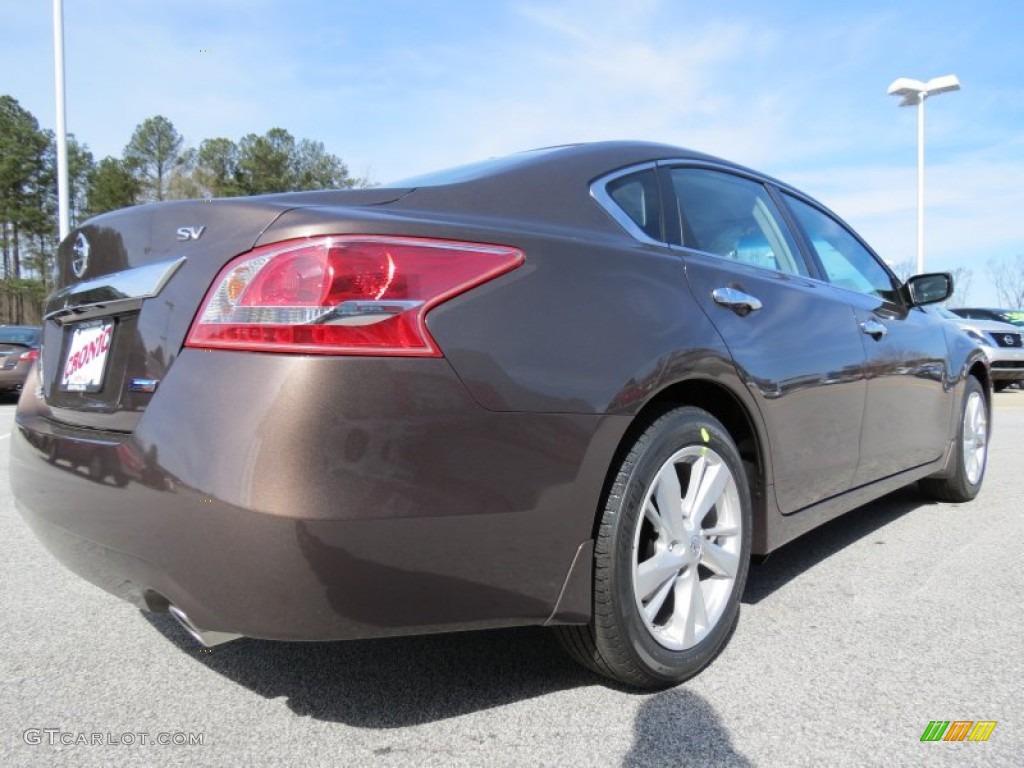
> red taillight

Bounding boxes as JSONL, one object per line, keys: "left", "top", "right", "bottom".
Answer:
{"left": 185, "top": 236, "right": 524, "bottom": 356}
{"left": 19, "top": 349, "right": 39, "bottom": 362}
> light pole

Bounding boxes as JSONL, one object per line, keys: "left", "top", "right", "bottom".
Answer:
{"left": 887, "top": 74, "right": 961, "bottom": 275}
{"left": 53, "top": 0, "right": 70, "bottom": 242}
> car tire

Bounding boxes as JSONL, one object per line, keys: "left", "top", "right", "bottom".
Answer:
{"left": 88, "top": 454, "right": 106, "bottom": 483}
{"left": 993, "top": 381, "right": 1010, "bottom": 393}
{"left": 919, "top": 375, "right": 988, "bottom": 503}
{"left": 556, "top": 407, "right": 752, "bottom": 689}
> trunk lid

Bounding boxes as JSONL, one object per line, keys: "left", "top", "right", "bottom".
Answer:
{"left": 40, "top": 188, "right": 410, "bottom": 431}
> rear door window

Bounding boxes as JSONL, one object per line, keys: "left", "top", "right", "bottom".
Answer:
{"left": 669, "top": 168, "right": 809, "bottom": 277}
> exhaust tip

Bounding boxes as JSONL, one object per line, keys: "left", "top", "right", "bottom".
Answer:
{"left": 168, "top": 605, "right": 243, "bottom": 647}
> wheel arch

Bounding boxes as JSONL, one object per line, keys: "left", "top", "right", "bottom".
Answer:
{"left": 961, "top": 358, "right": 992, "bottom": 435}
{"left": 968, "top": 359, "right": 990, "bottom": 396}
{"left": 594, "top": 377, "right": 770, "bottom": 551}
{"left": 969, "top": 357, "right": 993, "bottom": 438}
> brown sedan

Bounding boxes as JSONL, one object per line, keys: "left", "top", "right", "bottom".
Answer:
{"left": 9, "top": 142, "right": 989, "bottom": 688}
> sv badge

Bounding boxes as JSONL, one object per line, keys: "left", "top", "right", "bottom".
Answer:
{"left": 176, "top": 226, "right": 206, "bottom": 242}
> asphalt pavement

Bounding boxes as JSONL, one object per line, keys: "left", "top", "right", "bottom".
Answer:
{"left": 2, "top": 391, "right": 1022, "bottom": 767}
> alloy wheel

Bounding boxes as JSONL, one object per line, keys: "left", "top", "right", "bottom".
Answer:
{"left": 631, "top": 445, "right": 743, "bottom": 651}
{"left": 962, "top": 390, "right": 987, "bottom": 485}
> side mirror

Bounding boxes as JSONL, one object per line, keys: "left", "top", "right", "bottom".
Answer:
{"left": 904, "top": 272, "right": 953, "bottom": 306}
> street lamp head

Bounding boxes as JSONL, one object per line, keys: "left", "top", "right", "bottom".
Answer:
{"left": 887, "top": 77, "right": 928, "bottom": 106}
{"left": 923, "top": 74, "right": 962, "bottom": 96}
{"left": 887, "top": 74, "right": 961, "bottom": 106}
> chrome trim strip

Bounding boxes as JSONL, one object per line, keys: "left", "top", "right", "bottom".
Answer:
{"left": 45, "top": 257, "right": 186, "bottom": 321}
{"left": 591, "top": 158, "right": 785, "bottom": 248}
{"left": 589, "top": 162, "right": 665, "bottom": 246}
{"left": 318, "top": 299, "right": 424, "bottom": 326}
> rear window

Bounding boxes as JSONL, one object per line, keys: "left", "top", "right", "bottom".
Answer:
{"left": 387, "top": 147, "right": 565, "bottom": 187}
{"left": 0, "top": 328, "right": 39, "bottom": 344}
{"left": 606, "top": 169, "right": 664, "bottom": 241}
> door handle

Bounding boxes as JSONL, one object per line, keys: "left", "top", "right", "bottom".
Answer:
{"left": 859, "top": 319, "right": 888, "bottom": 340}
{"left": 712, "top": 287, "right": 763, "bottom": 316}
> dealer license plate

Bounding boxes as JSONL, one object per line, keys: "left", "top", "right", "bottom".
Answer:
{"left": 60, "top": 320, "right": 114, "bottom": 392}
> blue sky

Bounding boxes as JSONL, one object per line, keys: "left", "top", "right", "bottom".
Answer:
{"left": 3, "top": 0, "right": 1022, "bottom": 304}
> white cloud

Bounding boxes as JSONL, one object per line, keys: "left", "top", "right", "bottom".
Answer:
{"left": 4, "top": 0, "right": 1021, "bottom": 303}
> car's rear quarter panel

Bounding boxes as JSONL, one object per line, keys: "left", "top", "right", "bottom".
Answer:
{"left": 257, "top": 203, "right": 776, "bottom": 552}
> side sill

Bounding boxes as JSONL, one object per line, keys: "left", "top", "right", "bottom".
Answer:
{"left": 755, "top": 443, "right": 953, "bottom": 555}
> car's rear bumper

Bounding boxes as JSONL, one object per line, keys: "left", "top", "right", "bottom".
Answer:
{"left": 11, "top": 350, "right": 621, "bottom": 641}
{"left": 0, "top": 362, "right": 30, "bottom": 390}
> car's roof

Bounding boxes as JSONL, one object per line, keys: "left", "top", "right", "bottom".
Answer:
{"left": 391, "top": 141, "right": 781, "bottom": 188}
{"left": 924, "top": 305, "right": 1016, "bottom": 330}
{"left": 380, "top": 141, "right": 804, "bottom": 234}
{"left": 231, "top": 141, "right": 792, "bottom": 233}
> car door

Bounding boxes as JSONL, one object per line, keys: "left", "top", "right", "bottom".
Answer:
{"left": 779, "top": 192, "right": 954, "bottom": 485}
{"left": 663, "top": 166, "right": 869, "bottom": 515}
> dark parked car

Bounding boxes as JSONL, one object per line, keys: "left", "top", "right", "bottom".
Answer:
{"left": 951, "top": 307, "right": 1024, "bottom": 329}
{"left": 0, "top": 325, "right": 41, "bottom": 395}
{"left": 10, "top": 142, "right": 990, "bottom": 688}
